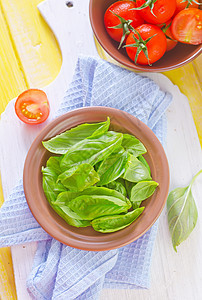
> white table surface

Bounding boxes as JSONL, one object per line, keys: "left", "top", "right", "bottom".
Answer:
{"left": 0, "top": 1, "right": 202, "bottom": 299}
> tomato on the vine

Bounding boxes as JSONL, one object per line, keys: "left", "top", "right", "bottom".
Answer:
{"left": 159, "top": 20, "right": 178, "bottom": 51}
{"left": 104, "top": 1, "right": 144, "bottom": 48}
{"left": 134, "top": 0, "right": 176, "bottom": 24}
{"left": 171, "top": 8, "right": 202, "bottom": 45}
{"left": 15, "top": 89, "right": 50, "bottom": 125}
{"left": 125, "top": 24, "right": 167, "bottom": 65}
{"left": 174, "top": 0, "right": 199, "bottom": 16}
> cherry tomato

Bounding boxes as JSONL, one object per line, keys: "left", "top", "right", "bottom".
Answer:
{"left": 171, "top": 8, "right": 202, "bottom": 45}
{"left": 125, "top": 24, "right": 167, "bottom": 65}
{"left": 159, "top": 20, "right": 178, "bottom": 51}
{"left": 135, "top": 0, "right": 176, "bottom": 24}
{"left": 104, "top": 1, "right": 144, "bottom": 47}
{"left": 174, "top": 0, "right": 199, "bottom": 16}
{"left": 15, "top": 89, "right": 50, "bottom": 124}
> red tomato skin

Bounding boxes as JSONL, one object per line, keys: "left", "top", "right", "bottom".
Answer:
{"left": 125, "top": 24, "right": 167, "bottom": 65}
{"left": 158, "top": 20, "right": 178, "bottom": 51}
{"left": 15, "top": 89, "right": 50, "bottom": 125}
{"left": 171, "top": 8, "right": 202, "bottom": 45}
{"left": 104, "top": 1, "right": 144, "bottom": 42}
{"left": 135, "top": 0, "right": 176, "bottom": 24}
{"left": 165, "top": 27, "right": 178, "bottom": 51}
{"left": 174, "top": 0, "right": 198, "bottom": 16}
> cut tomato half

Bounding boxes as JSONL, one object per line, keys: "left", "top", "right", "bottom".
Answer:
{"left": 171, "top": 8, "right": 202, "bottom": 45}
{"left": 15, "top": 89, "right": 50, "bottom": 125}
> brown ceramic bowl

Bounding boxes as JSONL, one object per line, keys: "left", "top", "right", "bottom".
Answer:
{"left": 23, "top": 107, "right": 169, "bottom": 251}
{"left": 89, "top": 0, "right": 202, "bottom": 72}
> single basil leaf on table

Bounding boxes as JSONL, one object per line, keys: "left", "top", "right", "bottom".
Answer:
{"left": 67, "top": 194, "right": 130, "bottom": 220}
{"left": 167, "top": 170, "right": 201, "bottom": 252}
{"left": 60, "top": 131, "right": 123, "bottom": 171}
{"left": 57, "top": 163, "right": 100, "bottom": 192}
{"left": 92, "top": 207, "right": 145, "bottom": 233}
{"left": 123, "top": 154, "right": 152, "bottom": 183}
{"left": 122, "top": 133, "right": 147, "bottom": 157}
{"left": 131, "top": 180, "right": 159, "bottom": 209}
{"left": 42, "top": 117, "right": 110, "bottom": 154}
{"left": 97, "top": 147, "right": 129, "bottom": 186}
{"left": 138, "top": 155, "right": 151, "bottom": 174}
{"left": 104, "top": 178, "right": 127, "bottom": 196}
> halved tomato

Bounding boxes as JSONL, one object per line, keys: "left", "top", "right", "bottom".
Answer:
{"left": 15, "top": 89, "right": 50, "bottom": 124}
{"left": 171, "top": 8, "right": 202, "bottom": 45}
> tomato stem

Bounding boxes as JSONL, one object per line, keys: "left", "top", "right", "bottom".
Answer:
{"left": 108, "top": 11, "right": 135, "bottom": 49}
{"left": 180, "top": 0, "right": 202, "bottom": 9}
{"left": 124, "top": 29, "right": 157, "bottom": 66}
{"left": 130, "top": 0, "right": 158, "bottom": 17}
{"left": 160, "top": 22, "right": 178, "bottom": 42}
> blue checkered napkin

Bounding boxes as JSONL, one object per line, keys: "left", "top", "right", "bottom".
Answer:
{"left": 0, "top": 56, "right": 172, "bottom": 300}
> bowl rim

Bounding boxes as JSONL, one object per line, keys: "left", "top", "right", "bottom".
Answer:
{"left": 89, "top": 0, "right": 202, "bottom": 72}
{"left": 23, "top": 106, "right": 170, "bottom": 251}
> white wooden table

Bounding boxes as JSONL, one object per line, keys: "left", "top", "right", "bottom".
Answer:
{"left": 0, "top": 1, "right": 202, "bottom": 299}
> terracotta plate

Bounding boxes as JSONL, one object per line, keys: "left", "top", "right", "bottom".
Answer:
{"left": 23, "top": 107, "right": 169, "bottom": 251}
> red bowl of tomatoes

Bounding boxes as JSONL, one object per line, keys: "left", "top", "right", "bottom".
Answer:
{"left": 89, "top": 0, "right": 202, "bottom": 72}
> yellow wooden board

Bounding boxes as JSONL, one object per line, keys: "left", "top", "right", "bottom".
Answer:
{"left": 163, "top": 62, "right": 202, "bottom": 144}
{"left": 0, "top": 0, "right": 61, "bottom": 298}
{"left": 0, "top": 1, "right": 201, "bottom": 299}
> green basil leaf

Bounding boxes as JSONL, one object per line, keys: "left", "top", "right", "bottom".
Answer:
{"left": 125, "top": 180, "right": 134, "bottom": 198}
{"left": 42, "top": 165, "right": 67, "bottom": 203}
{"left": 42, "top": 170, "right": 58, "bottom": 203}
{"left": 46, "top": 156, "right": 63, "bottom": 175}
{"left": 138, "top": 155, "right": 151, "bottom": 174}
{"left": 60, "top": 131, "right": 123, "bottom": 171}
{"left": 67, "top": 194, "right": 129, "bottom": 220}
{"left": 124, "top": 180, "right": 140, "bottom": 209}
{"left": 97, "top": 147, "right": 129, "bottom": 186}
{"left": 55, "top": 190, "right": 82, "bottom": 205}
{"left": 167, "top": 170, "right": 201, "bottom": 252}
{"left": 89, "top": 117, "right": 110, "bottom": 137}
{"left": 55, "top": 186, "right": 131, "bottom": 208}
{"left": 123, "top": 154, "right": 152, "bottom": 182}
{"left": 50, "top": 202, "right": 91, "bottom": 227}
{"left": 104, "top": 178, "right": 127, "bottom": 197}
{"left": 122, "top": 133, "right": 147, "bottom": 157}
{"left": 57, "top": 163, "right": 100, "bottom": 192}
{"left": 92, "top": 207, "right": 144, "bottom": 233}
{"left": 42, "top": 118, "right": 110, "bottom": 154}
{"left": 42, "top": 165, "right": 90, "bottom": 226}
{"left": 131, "top": 180, "right": 159, "bottom": 208}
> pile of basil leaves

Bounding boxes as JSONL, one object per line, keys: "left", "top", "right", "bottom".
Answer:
{"left": 42, "top": 118, "right": 158, "bottom": 233}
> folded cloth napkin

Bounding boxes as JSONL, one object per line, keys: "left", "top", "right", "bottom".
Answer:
{"left": 0, "top": 56, "right": 172, "bottom": 300}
